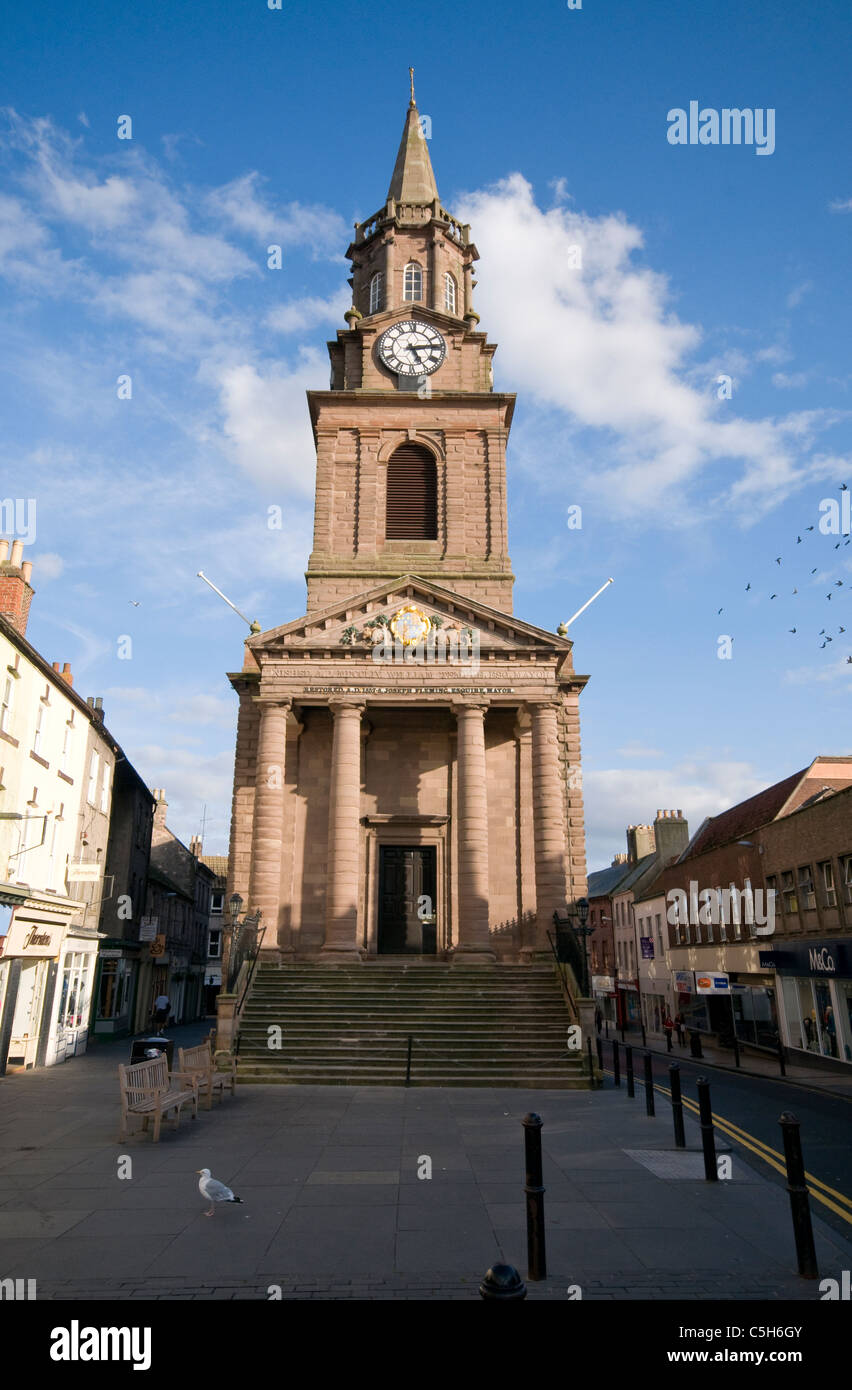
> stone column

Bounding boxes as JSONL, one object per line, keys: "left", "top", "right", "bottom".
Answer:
{"left": 529, "top": 701, "right": 569, "bottom": 955}
{"left": 248, "top": 700, "right": 291, "bottom": 957}
{"left": 513, "top": 709, "right": 537, "bottom": 961}
{"left": 321, "top": 701, "right": 366, "bottom": 962}
{"left": 453, "top": 703, "right": 495, "bottom": 963}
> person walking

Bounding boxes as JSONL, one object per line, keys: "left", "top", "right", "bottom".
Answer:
{"left": 674, "top": 1011, "right": 685, "bottom": 1046}
{"left": 152, "top": 993, "right": 171, "bottom": 1034}
{"left": 663, "top": 1011, "right": 674, "bottom": 1052}
{"left": 595, "top": 1006, "right": 603, "bottom": 1034}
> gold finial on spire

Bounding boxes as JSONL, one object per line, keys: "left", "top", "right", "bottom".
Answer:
{"left": 409, "top": 66, "right": 416, "bottom": 106}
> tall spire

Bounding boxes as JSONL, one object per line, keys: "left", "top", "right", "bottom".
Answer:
{"left": 386, "top": 71, "right": 439, "bottom": 205}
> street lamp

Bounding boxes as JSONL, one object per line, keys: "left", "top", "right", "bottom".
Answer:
{"left": 572, "top": 896, "right": 592, "bottom": 998}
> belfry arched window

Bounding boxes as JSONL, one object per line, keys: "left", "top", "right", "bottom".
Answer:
{"left": 385, "top": 443, "right": 438, "bottom": 540}
{"left": 369, "top": 271, "right": 384, "bottom": 314}
{"left": 444, "top": 272, "right": 457, "bottom": 314}
{"left": 403, "top": 262, "right": 423, "bottom": 302}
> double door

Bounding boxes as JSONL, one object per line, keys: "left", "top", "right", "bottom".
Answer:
{"left": 377, "top": 846, "right": 437, "bottom": 955}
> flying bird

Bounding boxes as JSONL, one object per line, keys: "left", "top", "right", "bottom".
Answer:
{"left": 128, "top": 600, "right": 140, "bottom": 607}
{"left": 796, "top": 536, "right": 802, "bottom": 544}
{"left": 745, "top": 583, "right": 751, "bottom": 591}
{"left": 792, "top": 588, "right": 798, "bottom": 594}
{"left": 811, "top": 568, "right": 818, "bottom": 574}
{"left": 197, "top": 1168, "right": 243, "bottom": 1218}
{"left": 806, "top": 526, "right": 814, "bottom": 531}
{"left": 840, "top": 626, "right": 846, "bottom": 634}
{"left": 717, "top": 607, "right": 723, "bottom": 614}
{"left": 841, "top": 483, "right": 849, "bottom": 490}
{"left": 835, "top": 543, "right": 842, "bottom": 550}
{"left": 847, "top": 656, "right": 852, "bottom": 664}
{"left": 821, "top": 642, "right": 827, "bottom": 649}
{"left": 789, "top": 628, "right": 796, "bottom": 634}
{"left": 770, "top": 594, "right": 777, "bottom": 600}
{"left": 836, "top": 580, "right": 844, "bottom": 587}
{"left": 776, "top": 557, "right": 782, "bottom": 564}
{"left": 827, "top": 594, "right": 833, "bottom": 600}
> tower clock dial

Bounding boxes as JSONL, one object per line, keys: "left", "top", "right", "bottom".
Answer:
{"left": 377, "top": 320, "right": 446, "bottom": 377}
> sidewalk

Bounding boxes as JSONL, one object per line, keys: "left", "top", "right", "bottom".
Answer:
{"left": 602, "top": 1027, "right": 852, "bottom": 1099}
{"left": 0, "top": 1028, "right": 849, "bottom": 1301}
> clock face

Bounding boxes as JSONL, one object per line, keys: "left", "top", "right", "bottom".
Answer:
{"left": 377, "top": 320, "right": 446, "bottom": 377}
{"left": 389, "top": 604, "right": 432, "bottom": 646}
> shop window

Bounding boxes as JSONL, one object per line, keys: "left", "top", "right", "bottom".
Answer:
{"left": 98, "top": 958, "right": 132, "bottom": 1019}
{"left": 797, "top": 865, "right": 816, "bottom": 912}
{"left": 781, "top": 870, "right": 798, "bottom": 915}
{"left": 58, "top": 951, "right": 88, "bottom": 1031}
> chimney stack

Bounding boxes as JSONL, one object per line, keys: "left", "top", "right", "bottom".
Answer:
{"left": 0, "top": 545, "right": 34, "bottom": 637}
{"left": 626, "top": 823, "right": 655, "bottom": 863}
{"left": 61, "top": 663, "right": 73, "bottom": 687}
{"left": 189, "top": 835, "right": 202, "bottom": 858}
{"left": 654, "top": 808, "right": 689, "bottom": 863}
{"left": 152, "top": 788, "right": 168, "bottom": 829}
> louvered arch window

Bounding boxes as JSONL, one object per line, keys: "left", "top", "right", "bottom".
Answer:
{"left": 385, "top": 444, "right": 438, "bottom": 540}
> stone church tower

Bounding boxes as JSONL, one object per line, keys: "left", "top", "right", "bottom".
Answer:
{"left": 226, "top": 83, "right": 588, "bottom": 966}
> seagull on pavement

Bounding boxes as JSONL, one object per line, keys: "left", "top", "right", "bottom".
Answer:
{"left": 197, "top": 1168, "right": 243, "bottom": 1217}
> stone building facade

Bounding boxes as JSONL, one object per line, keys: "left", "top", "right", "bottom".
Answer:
{"left": 226, "top": 88, "right": 589, "bottom": 964}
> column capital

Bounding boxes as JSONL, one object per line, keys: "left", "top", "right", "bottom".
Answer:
{"left": 453, "top": 700, "right": 489, "bottom": 716}
{"left": 328, "top": 699, "right": 367, "bottom": 716}
{"left": 253, "top": 695, "right": 293, "bottom": 713}
{"left": 525, "top": 699, "right": 560, "bottom": 714}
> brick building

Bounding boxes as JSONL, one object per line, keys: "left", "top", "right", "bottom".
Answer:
{"left": 226, "top": 86, "right": 589, "bottom": 966}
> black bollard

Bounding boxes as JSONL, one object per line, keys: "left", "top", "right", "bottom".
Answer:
{"left": 523, "top": 1113, "right": 547, "bottom": 1281}
{"left": 689, "top": 1029, "right": 703, "bottom": 1059}
{"left": 644, "top": 1052, "right": 655, "bottom": 1116}
{"left": 696, "top": 1077, "right": 718, "bottom": 1181}
{"left": 405, "top": 1034, "right": 413, "bottom": 1086}
{"left": 612, "top": 1039, "right": 621, "bottom": 1088}
{"left": 777, "top": 1035, "right": 787, "bottom": 1078}
{"left": 596, "top": 1035, "right": 603, "bottom": 1071}
{"left": 479, "top": 1264, "right": 527, "bottom": 1300}
{"left": 779, "top": 1113, "right": 818, "bottom": 1279}
{"left": 669, "top": 1063, "right": 686, "bottom": 1148}
{"left": 626, "top": 1045, "right": 635, "bottom": 1098}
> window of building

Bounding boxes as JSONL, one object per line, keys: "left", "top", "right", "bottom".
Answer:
{"left": 819, "top": 861, "right": 836, "bottom": 908}
{"left": 211, "top": 892, "right": 224, "bottom": 916}
{"left": 444, "top": 271, "right": 457, "bottom": 313}
{"left": 60, "top": 722, "right": 72, "bottom": 775}
{"left": 385, "top": 443, "right": 438, "bottom": 539}
{"left": 33, "top": 704, "right": 45, "bottom": 755}
{"left": 781, "top": 870, "right": 798, "bottom": 915}
{"left": 403, "top": 262, "right": 422, "bottom": 301}
{"left": 58, "top": 951, "right": 88, "bottom": 1030}
{"left": 100, "top": 761, "right": 110, "bottom": 814}
{"left": 797, "top": 865, "right": 815, "bottom": 912}
{"left": 655, "top": 913, "right": 663, "bottom": 952}
{"left": 0, "top": 677, "right": 13, "bottom": 733}
{"left": 98, "top": 958, "right": 133, "bottom": 1020}
{"left": 843, "top": 855, "right": 852, "bottom": 906}
{"left": 208, "top": 928, "right": 222, "bottom": 959}
{"left": 87, "top": 752, "right": 99, "bottom": 805}
{"left": 369, "top": 271, "right": 384, "bottom": 314}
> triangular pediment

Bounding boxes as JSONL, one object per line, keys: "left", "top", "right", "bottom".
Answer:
{"left": 248, "top": 576, "right": 573, "bottom": 657}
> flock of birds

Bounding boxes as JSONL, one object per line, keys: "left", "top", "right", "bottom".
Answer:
{"left": 714, "top": 486, "right": 852, "bottom": 663}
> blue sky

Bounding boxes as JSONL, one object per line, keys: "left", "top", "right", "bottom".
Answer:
{"left": 1, "top": 0, "right": 850, "bottom": 866}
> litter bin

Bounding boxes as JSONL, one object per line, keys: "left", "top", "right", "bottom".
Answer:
{"left": 130, "top": 1037, "right": 175, "bottom": 1069}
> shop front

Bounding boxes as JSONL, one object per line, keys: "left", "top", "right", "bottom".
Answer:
{"left": 0, "top": 894, "right": 102, "bottom": 1071}
{"left": 92, "top": 944, "right": 140, "bottom": 1038}
{"left": 762, "top": 942, "right": 852, "bottom": 1066}
{"left": 592, "top": 975, "right": 616, "bottom": 1024}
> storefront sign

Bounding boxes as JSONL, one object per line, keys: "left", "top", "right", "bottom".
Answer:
{"left": 1, "top": 918, "right": 57, "bottom": 957}
{"left": 592, "top": 975, "right": 614, "bottom": 992}
{"left": 640, "top": 937, "right": 654, "bottom": 960}
{"left": 149, "top": 935, "right": 166, "bottom": 958}
{"left": 138, "top": 917, "right": 158, "bottom": 942}
{"left": 67, "top": 863, "right": 102, "bottom": 882}
{"left": 98, "top": 949, "right": 122, "bottom": 959}
{"left": 695, "top": 973, "right": 730, "bottom": 994}
{"left": 674, "top": 970, "right": 695, "bottom": 992}
{"left": 759, "top": 941, "right": 851, "bottom": 978}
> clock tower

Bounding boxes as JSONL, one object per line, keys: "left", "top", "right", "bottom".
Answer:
{"left": 305, "top": 77, "right": 515, "bottom": 614}
{"left": 227, "top": 80, "right": 588, "bottom": 993}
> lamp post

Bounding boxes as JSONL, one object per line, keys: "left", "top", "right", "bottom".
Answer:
{"left": 574, "top": 896, "right": 592, "bottom": 998}
{"left": 221, "top": 892, "right": 243, "bottom": 994}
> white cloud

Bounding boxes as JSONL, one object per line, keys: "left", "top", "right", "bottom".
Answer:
{"left": 455, "top": 175, "right": 846, "bottom": 522}
{"left": 772, "top": 371, "right": 812, "bottom": 390}
{"left": 829, "top": 197, "right": 852, "bottom": 213}
{"left": 206, "top": 173, "right": 346, "bottom": 258}
{"left": 266, "top": 288, "right": 350, "bottom": 335}
{"left": 213, "top": 351, "right": 325, "bottom": 494}
{"left": 786, "top": 281, "right": 812, "bottom": 309}
{"left": 34, "top": 552, "right": 64, "bottom": 581}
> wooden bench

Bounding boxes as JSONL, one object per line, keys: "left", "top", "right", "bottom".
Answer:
{"left": 118, "top": 1054, "right": 199, "bottom": 1142}
{"left": 177, "top": 1039, "right": 236, "bottom": 1110}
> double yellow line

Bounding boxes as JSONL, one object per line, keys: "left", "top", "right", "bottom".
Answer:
{"left": 648, "top": 1078, "right": 852, "bottom": 1226}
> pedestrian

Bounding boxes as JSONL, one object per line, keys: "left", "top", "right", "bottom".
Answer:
{"left": 674, "top": 1011, "right": 685, "bottom": 1046}
{"left": 152, "top": 993, "right": 171, "bottom": 1033}
{"left": 595, "top": 1006, "right": 602, "bottom": 1034}
{"left": 663, "top": 1012, "right": 674, "bottom": 1052}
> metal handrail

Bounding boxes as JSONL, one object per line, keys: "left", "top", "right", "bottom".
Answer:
{"left": 546, "top": 930, "right": 580, "bottom": 1016}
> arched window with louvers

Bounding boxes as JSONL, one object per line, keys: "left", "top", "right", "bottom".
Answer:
{"left": 385, "top": 443, "right": 438, "bottom": 540}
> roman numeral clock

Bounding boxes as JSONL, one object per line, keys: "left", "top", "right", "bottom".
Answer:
{"left": 377, "top": 320, "right": 446, "bottom": 378}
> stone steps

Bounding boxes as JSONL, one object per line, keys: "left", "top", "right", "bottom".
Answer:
{"left": 235, "top": 960, "right": 589, "bottom": 1088}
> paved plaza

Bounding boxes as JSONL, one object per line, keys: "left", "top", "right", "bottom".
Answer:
{"left": 0, "top": 1024, "right": 849, "bottom": 1301}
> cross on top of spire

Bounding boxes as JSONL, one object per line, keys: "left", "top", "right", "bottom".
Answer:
{"left": 409, "top": 66, "right": 416, "bottom": 107}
